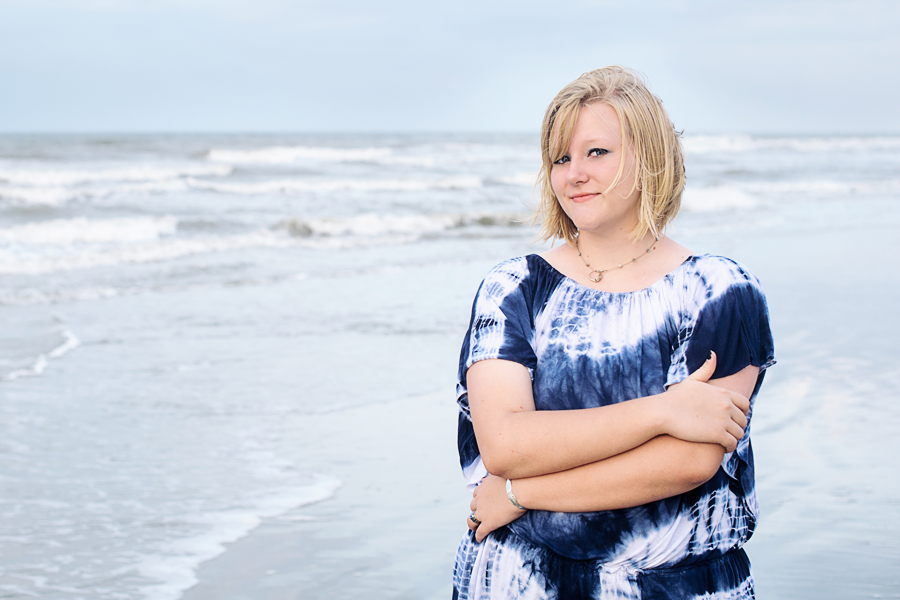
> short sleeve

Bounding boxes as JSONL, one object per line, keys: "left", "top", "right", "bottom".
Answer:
{"left": 458, "top": 258, "right": 538, "bottom": 382}
{"left": 456, "top": 258, "right": 538, "bottom": 489}
{"left": 666, "top": 257, "right": 776, "bottom": 387}
{"left": 665, "top": 256, "right": 776, "bottom": 494}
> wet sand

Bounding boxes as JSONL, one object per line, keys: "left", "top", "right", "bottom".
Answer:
{"left": 183, "top": 224, "right": 900, "bottom": 600}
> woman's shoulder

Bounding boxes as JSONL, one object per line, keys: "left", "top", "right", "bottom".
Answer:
{"left": 476, "top": 254, "right": 566, "bottom": 308}
{"left": 681, "top": 253, "right": 766, "bottom": 293}
{"left": 672, "top": 255, "right": 772, "bottom": 331}
{"left": 480, "top": 254, "right": 560, "bottom": 288}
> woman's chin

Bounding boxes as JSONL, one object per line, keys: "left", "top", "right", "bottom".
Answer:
{"left": 571, "top": 220, "right": 632, "bottom": 237}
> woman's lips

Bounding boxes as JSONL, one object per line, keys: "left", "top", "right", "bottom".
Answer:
{"left": 570, "top": 193, "right": 600, "bottom": 202}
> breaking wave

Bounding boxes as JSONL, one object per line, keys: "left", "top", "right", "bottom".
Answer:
{"left": 273, "top": 211, "right": 527, "bottom": 238}
{"left": 0, "top": 216, "right": 178, "bottom": 245}
{"left": 684, "top": 135, "right": 900, "bottom": 154}
{"left": 189, "top": 176, "right": 483, "bottom": 195}
{"left": 207, "top": 145, "right": 435, "bottom": 167}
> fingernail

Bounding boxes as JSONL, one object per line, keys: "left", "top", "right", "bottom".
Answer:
{"left": 707, "top": 351, "right": 713, "bottom": 360}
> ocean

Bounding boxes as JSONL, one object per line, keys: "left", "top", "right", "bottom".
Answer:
{"left": 1, "top": 133, "right": 898, "bottom": 599}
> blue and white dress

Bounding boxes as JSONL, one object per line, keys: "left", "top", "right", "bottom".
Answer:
{"left": 453, "top": 254, "right": 776, "bottom": 600}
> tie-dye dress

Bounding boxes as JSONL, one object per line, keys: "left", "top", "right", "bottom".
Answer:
{"left": 453, "top": 254, "right": 776, "bottom": 600}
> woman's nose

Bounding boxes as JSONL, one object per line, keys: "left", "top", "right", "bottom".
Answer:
{"left": 566, "top": 157, "right": 588, "bottom": 185}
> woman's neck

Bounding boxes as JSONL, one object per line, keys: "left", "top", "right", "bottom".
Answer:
{"left": 541, "top": 229, "right": 691, "bottom": 293}
{"left": 575, "top": 229, "right": 658, "bottom": 270}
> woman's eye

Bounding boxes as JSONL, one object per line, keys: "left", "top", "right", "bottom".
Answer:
{"left": 553, "top": 155, "right": 571, "bottom": 165}
{"left": 588, "top": 148, "right": 609, "bottom": 157}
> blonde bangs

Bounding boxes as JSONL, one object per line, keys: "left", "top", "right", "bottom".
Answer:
{"left": 534, "top": 99, "right": 583, "bottom": 244}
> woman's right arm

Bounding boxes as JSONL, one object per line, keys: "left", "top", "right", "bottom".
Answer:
{"left": 467, "top": 351, "right": 749, "bottom": 480}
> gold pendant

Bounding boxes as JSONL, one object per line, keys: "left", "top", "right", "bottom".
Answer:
{"left": 589, "top": 271, "right": 603, "bottom": 283}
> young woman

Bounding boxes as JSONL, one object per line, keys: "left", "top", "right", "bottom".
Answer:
{"left": 453, "top": 67, "right": 775, "bottom": 599}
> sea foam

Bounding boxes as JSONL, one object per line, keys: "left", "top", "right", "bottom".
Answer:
{"left": 275, "top": 211, "right": 527, "bottom": 238}
{"left": 3, "top": 329, "right": 80, "bottom": 381}
{"left": 684, "top": 134, "right": 900, "bottom": 154}
{"left": 0, "top": 164, "right": 232, "bottom": 186}
{"left": 207, "top": 145, "right": 435, "bottom": 167}
{"left": 0, "top": 216, "right": 177, "bottom": 245}
{"left": 0, "top": 230, "right": 292, "bottom": 275}
{"left": 135, "top": 478, "right": 341, "bottom": 600}
{"left": 188, "top": 176, "right": 483, "bottom": 195}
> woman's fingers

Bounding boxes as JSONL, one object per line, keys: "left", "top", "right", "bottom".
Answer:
{"left": 726, "top": 422, "right": 744, "bottom": 444}
{"left": 732, "top": 391, "right": 751, "bottom": 416}
{"left": 663, "top": 380, "right": 750, "bottom": 448}
{"left": 466, "top": 513, "right": 479, "bottom": 531}
{"left": 721, "top": 429, "right": 739, "bottom": 453}
{"left": 687, "top": 351, "right": 717, "bottom": 383}
{"left": 476, "top": 526, "right": 489, "bottom": 543}
{"left": 664, "top": 356, "right": 755, "bottom": 451}
{"left": 465, "top": 474, "right": 527, "bottom": 543}
{"left": 732, "top": 406, "right": 748, "bottom": 430}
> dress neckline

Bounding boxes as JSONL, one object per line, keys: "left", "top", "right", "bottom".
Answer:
{"left": 529, "top": 253, "right": 699, "bottom": 296}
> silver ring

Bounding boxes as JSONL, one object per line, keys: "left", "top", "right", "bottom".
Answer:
{"left": 469, "top": 513, "right": 481, "bottom": 525}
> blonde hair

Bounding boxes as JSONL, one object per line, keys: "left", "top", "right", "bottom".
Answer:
{"left": 534, "top": 66, "right": 685, "bottom": 244}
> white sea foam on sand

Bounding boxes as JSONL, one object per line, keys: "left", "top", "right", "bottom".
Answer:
{"left": 136, "top": 479, "right": 341, "bottom": 600}
{"left": 3, "top": 328, "right": 81, "bottom": 381}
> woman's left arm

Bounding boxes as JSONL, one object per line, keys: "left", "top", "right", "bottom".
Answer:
{"left": 468, "top": 365, "right": 759, "bottom": 542}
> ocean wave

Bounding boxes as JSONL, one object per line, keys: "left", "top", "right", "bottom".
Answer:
{"left": 0, "top": 230, "right": 293, "bottom": 275}
{"left": 0, "top": 164, "right": 232, "bottom": 186}
{"left": 742, "top": 178, "right": 900, "bottom": 196}
{"left": 0, "top": 210, "right": 529, "bottom": 275}
{"left": 0, "top": 285, "right": 124, "bottom": 306}
{"left": 679, "top": 178, "right": 900, "bottom": 212}
{"left": 274, "top": 211, "right": 527, "bottom": 238}
{"left": 189, "top": 176, "right": 483, "bottom": 195}
{"left": 0, "top": 185, "right": 73, "bottom": 206}
{"left": 0, "top": 178, "right": 199, "bottom": 207}
{"left": 684, "top": 135, "right": 900, "bottom": 154}
{"left": 0, "top": 216, "right": 178, "bottom": 245}
{"left": 0, "top": 175, "right": 490, "bottom": 206}
{"left": 207, "top": 145, "right": 435, "bottom": 167}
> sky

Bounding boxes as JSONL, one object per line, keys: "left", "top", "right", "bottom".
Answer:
{"left": 1, "top": 0, "right": 898, "bottom": 134}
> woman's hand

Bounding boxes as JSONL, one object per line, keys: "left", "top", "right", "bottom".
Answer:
{"left": 661, "top": 352, "right": 752, "bottom": 452}
{"left": 466, "top": 474, "right": 526, "bottom": 543}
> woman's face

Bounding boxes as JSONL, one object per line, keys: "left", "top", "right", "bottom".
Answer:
{"left": 550, "top": 102, "right": 641, "bottom": 237}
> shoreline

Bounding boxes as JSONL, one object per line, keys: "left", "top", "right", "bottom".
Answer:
{"left": 180, "top": 389, "right": 469, "bottom": 600}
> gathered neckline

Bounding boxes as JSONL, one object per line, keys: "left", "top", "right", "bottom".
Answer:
{"left": 528, "top": 253, "right": 699, "bottom": 296}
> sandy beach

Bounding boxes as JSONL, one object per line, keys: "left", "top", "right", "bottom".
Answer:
{"left": 180, "top": 389, "right": 464, "bottom": 600}
{"left": 1, "top": 133, "right": 898, "bottom": 599}
{"left": 183, "top": 223, "right": 900, "bottom": 600}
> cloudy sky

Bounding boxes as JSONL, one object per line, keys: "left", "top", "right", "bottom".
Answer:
{"left": 1, "top": 0, "right": 898, "bottom": 134}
